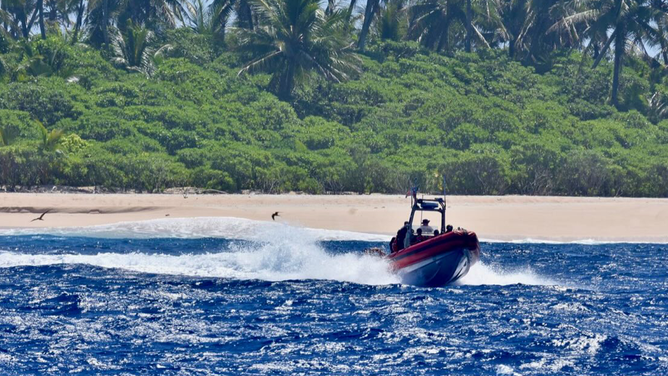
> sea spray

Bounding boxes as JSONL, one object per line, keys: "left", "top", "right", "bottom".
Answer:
{"left": 459, "top": 262, "right": 556, "bottom": 286}
{"left": 0, "top": 218, "right": 563, "bottom": 286}
{"left": 0, "top": 217, "right": 390, "bottom": 241}
{"left": 2, "top": 236, "right": 667, "bottom": 374}
{"left": 0, "top": 221, "right": 399, "bottom": 285}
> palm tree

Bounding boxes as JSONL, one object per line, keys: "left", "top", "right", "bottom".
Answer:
{"left": 497, "top": 0, "right": 525, "bottom": 58}
{"left": 406, "top": 0, "right": 501, "bottom": 53}
{"left": 3, "top": 0, "right": 41, "bottom": 39}
{"left": 236, "top": 0, "right": 361, "bottom": 100}
{"left": 118, "top": 0, "right": 186, "bottom": 31}
{"left": 358, "top": 0, "right": 381, "bottom": 51}
{"left": 501, "top": 0, "right": 583, "bottom": 63}
{"left": 36, "top": 121, "right": 64, "bottom": 151}
{"left": 211, "top": 0, "right": 255, "bottom": 30}
{"left": 182, "top": 0, "right": 232, "bottom": 43}
{"left": 0, "top": 6, "right": 15, "bottom": 39}
{"left": 377, "top": 0, "right": 406, "bottom": 41}
{"left": 68, "top": 0, "right": 86, "bottom": 43}
{"left": 567, "top": 0, "right": 667, "bottom": 106}
{"left": 86, "top": 0, "right": 124, "bottom": 46}
{"left": 110, "top": 20, "right": 170, "bottom": 76}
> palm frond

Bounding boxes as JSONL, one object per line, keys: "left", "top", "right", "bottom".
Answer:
{"left": 236, "top": 0, "right": 359, "bottom": 99}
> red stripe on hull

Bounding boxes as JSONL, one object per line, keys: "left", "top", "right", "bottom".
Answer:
{"left": 388, "top": 230, "right": 480, "bottom": 270}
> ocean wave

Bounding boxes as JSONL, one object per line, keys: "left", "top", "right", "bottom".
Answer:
{"left": 0, "top": 218, "right": 560, "bottom": 286}
{"left": 0, "top": 221, "right": 399, "bottom": 285}
{"left": 0, "top": 249, "right": 396, "bottom": 285}
{"left": 0, "top": 217, "right": 390, "bottom": 242}
{"left": 459, "top": 262, "right": 556, "bottom": 286}
{"left": 480, "top": 237, "right": 668, "bottom": 245}
{"left": 2, "top": 216, "right": 663, "bottom": 245}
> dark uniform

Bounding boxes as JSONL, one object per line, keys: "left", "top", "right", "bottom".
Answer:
{"left": 396, "top": 226, "right": 408, "bottom": 251}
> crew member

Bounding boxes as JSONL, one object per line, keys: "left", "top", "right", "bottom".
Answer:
{"left": 415, "top": 228, "right": 425, "bottom": 243}
{"left": 418, "top": 219, "right": 434, "bottom": 235}
{"left": 396, "top": 221, "right": 409, "bottom": 251}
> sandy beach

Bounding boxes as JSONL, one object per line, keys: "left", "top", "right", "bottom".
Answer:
{"left": 1, "top": 193, "right": 667, "bottom": 242}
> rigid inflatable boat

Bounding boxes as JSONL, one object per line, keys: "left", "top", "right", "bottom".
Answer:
{"left": 387, "top": 196, "right": 480, "bottom": 286}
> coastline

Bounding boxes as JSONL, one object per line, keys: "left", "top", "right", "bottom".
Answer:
{"left": 1, "top": 193, "right": 668, "bottom": 243}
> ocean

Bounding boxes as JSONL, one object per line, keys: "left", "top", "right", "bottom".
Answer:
{"left": 0, "top": 218, "right": 666, "bottom": 375}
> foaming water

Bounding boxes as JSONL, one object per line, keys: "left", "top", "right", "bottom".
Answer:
{"left": 0, "top": 250, "right": 398, "bottom": 285}
{"left": 459, "top": 262, "right": 556, "bottom": 286}
{"left": 481, "top": 237, "right": 668, "bottom": 245}
{"left": 1, "top": 225, "right": 668, "bottom": 375}
{"left": 0, "top": 219, "right": 558, "bottom": 287}
{"left": 5, "top": 217, "right": 663, "bottom": 245}
{"left": 0, "top": 217, "right": 389, "bottom": 242}
{"left": 0, "top": 222, "right": 398, "bottom": 285}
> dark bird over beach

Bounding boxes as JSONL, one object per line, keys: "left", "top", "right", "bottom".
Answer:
{"left": 31, "top": 210, "right": 50, "bottom": 222}
{"left": 271, "top": 212, "right": 280, "bottom": 221}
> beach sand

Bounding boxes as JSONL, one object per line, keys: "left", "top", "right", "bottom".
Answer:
{"left": 1, "top": 193, "right": 667, "bottom": 242}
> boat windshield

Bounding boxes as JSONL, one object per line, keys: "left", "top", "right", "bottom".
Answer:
{"left": 407, "top": 198, "right": 446, "bottom": 234}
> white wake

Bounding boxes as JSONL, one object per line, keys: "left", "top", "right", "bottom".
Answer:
{"left": 0, "top": 221, "right": 399, "bottom": 285}
{"left": 459, "top": 262, "right": 556, "bottom": 286}
{"left": 0, "top": 217, "right": 390, "bottom": 242}
{"left": 0, "top": 217, "right": 558, "bottom": 286}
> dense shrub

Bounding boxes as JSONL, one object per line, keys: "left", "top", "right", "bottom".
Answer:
{"left": 1, "top": 40, "right": 668, "bottom": 196}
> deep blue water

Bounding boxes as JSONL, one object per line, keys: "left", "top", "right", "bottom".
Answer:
{"left": 0, "top": 233, "right": 667, "bottom": 375}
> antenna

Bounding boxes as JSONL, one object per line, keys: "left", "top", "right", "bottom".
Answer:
{"left": 442, "top": 175, "right": 447, "bottom": 232}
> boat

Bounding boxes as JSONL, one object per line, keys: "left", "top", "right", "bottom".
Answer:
{"left": 387, "top": 195, "right": 480, "bottom": 287}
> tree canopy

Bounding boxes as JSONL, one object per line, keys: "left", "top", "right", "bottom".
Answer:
{"left": 1, "top": 0, "right": 668, "bottom": 196}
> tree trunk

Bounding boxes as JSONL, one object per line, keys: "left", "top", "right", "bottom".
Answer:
{"left": 358, "top": 0, "right": 379, "bottom": 51}
{"left": 347, "top": 0, "right": 358, "bottom": 18}
{"left": 611, "top": 28, "right": 624, "bottom": 107}
{"left": 465, "top": 0, "right": 472, "bottom": 52}
{"left": 48, "top": 0, "right": 56, "bottom": 22}
{"left": 25, "top": 4, "right": 40, "bottom": 38}
{"left": 508, "top": 37, "right": 516, "bottom": 58}
{"left": 237, "top": 0, "right": 254, "bottom": 30}
{"left": 102, "top": 0, "right": 110, "bottom": 45}
{"left": 38, "top": 0, "right": 46, "bottom": 39}
{"left": 278, "top": 63, "right": 296, "bottom": 101}
{"left": 437, "top": 21, "right": 450, "bottom": 52}
{"left": 72, "top": 0, "right": 84, "bottom": 44}
{"left": 326, "top": 0, "right": 335, "bottom": 15}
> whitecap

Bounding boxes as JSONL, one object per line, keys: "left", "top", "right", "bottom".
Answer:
{"left": 0, "top": 221, "right": 399, "bottom": 285}
{"left": 0, "top": 217, "right": 390, "bottom": 242}
{"left": 458, "top": 262, "right": 557, "bottom": 286}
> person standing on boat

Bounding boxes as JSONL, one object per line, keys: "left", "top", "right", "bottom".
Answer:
{"left": 396, "top": 221, "right": 409, "bottom": 251}
{"left": 419, "top": 219, "right": 434, "bottom": 235}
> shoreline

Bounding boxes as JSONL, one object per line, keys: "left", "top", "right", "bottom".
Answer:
{"left": 1, "top": 193, "right": 668, "bottom": 243}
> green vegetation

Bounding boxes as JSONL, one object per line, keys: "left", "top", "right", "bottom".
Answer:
{"left": 0, "top": 0, "right": 668, "bottom": 196}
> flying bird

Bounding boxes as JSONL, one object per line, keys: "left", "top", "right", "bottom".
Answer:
{"left": 31, "top": 210, "right": 50, "bottom": 222}
{"left": 271, "top": 212, "right": 280, "bottom": 221}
